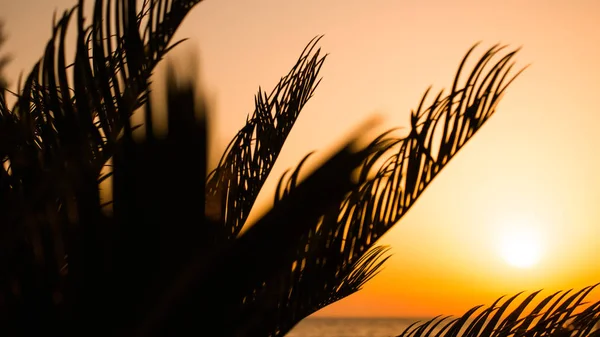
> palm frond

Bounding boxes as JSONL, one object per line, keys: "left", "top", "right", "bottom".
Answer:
{"left": 397, "top": 286, "right": 600, "bottom": 337}
{"left": 231, "top": 43, "right": 527, "bottom": 337}
{"left": 205, "top": 36, "right": 326, "bottom": 242}
{"left": 3, "top": 0, "right": 204, "bottom": 176}
{"left": 127, "top": 90, "right": 376, "bottom": 336}
{"left": 0, "top": 1, "right": 205, "bottom": 335}
{"left": 0, "top": 0, "right": 206, "bottom": 238}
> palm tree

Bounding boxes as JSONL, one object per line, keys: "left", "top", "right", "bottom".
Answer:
{"left": 4, "top": 1, "right": 591, "bottom": 337}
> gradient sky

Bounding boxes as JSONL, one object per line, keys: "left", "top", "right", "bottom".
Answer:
{"left": 3, "top": 0, "right": 600, "bottom": 318}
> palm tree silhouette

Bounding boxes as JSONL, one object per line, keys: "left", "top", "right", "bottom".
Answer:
{"left": 3, "top": 1, "right": 594, "bottom": 337}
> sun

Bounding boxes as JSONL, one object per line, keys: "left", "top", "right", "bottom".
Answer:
{"left": 497, "top": 222, "right": 544, "bottom": 269}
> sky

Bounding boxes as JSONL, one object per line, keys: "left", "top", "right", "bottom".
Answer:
{"left": 2, "top": 0, "right": 600, "bottom": 318}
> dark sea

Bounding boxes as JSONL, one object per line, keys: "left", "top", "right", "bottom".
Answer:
{"left": 287, "top": 317, "right": 424, "bottom": 337}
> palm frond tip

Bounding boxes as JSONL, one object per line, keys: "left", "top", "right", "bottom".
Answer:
{"left": 205, "top": 35, "right": 327, "bottom": 242}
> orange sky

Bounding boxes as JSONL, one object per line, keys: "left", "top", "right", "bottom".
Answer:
{"left": 3, "top": 0, "right": 600, "bottom": 318}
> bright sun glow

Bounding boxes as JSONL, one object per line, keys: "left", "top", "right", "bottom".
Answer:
{"left": 497, "top": 220, "right": 544, "bottom": 269}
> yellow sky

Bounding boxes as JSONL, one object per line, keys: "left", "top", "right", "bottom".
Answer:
{"left": 3, "top": 0, "right": 600, "bottom": 318}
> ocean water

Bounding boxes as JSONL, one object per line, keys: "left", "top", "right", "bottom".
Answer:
{"left": 286, "top": 317, "right": 423, "bottom": 337}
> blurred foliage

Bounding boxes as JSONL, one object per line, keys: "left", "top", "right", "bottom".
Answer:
{"left": 0, "top": 20, "right": 10, "bottom": 91}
